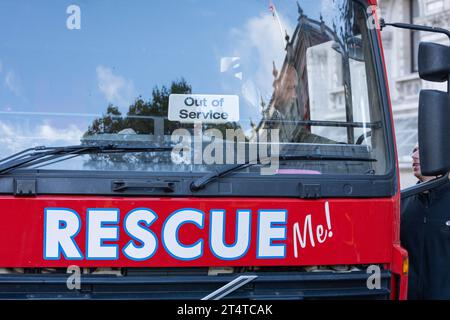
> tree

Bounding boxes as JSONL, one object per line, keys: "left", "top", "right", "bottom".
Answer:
{"left": 82, "top": 78, "right": 247, "bottom": 170}
{"left": 84, "top": 78, "right": 192, "bottom": 137}
{"left": 82, "top": 78, "right": 193, "bottom": 170}
{"left": 84, "top": 105, "right": 124, "bottom": 137}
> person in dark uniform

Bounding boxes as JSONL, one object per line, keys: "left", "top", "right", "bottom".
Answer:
{"left": 401, "top": 143, "right": 450, "bottom": 299}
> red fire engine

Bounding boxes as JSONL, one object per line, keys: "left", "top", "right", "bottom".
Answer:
{"left": 0, "top": 0, "right": 449, "bottom": 300}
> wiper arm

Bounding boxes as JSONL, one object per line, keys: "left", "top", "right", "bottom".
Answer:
{"left": 190, "top": 154, "right": 376, "bottom": 192}
{"left": 0, "top": 144, "right": 173, "bottom": 175}
{"left": 190, "top": 163, "right": 255, "bottom": 192}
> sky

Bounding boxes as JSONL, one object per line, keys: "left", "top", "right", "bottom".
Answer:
{"left": 0, "top": 0, "right": 332, "bottom": 159}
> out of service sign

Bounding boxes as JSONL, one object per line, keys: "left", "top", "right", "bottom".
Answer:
{"left": 168, "top": 94, "right": 239, "bottom": 123}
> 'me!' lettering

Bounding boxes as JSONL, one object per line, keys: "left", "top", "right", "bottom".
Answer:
{"left": 43, "top": 208, "right": 287, "bottom": 261}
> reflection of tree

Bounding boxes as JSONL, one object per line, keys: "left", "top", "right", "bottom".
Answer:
{"left": 82, "top": 78, "right": 245, "bottom": 171}
{"left": 203, "top": 122, "right": 243, "bottom": 135}
{"left": 84, "top": 78, "right": 192, "bottom": 137}
{"left": 82, "top": 79, "right": 192, "bottom": 171}
{"left": 84, "top": 77, "right": 244, "bottom": 138}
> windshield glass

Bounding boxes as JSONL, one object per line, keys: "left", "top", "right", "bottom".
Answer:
{"left": 0, "top": 0, "right": 388, "bottom": 176}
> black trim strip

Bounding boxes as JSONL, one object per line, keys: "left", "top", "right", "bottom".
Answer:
{"left": 0, "top": 270, "right": 391, "bottom": 300}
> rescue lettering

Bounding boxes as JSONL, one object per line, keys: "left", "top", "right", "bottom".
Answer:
{"left": 43, "top": 208, "right": 287, "bottom": 261}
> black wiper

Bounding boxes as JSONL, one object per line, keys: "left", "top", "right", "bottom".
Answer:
{"left": 190, "top": 154, "right": 376, "bottom": 192}
{"left": 0, "top": 144, "right": 173, "bottom": 175}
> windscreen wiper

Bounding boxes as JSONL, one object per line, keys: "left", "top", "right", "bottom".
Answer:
{"left": 190, "top": 154, "right": 376, "bottom": 192}
{"left": 0, "top": 144, "right": 173, "bottom": 175}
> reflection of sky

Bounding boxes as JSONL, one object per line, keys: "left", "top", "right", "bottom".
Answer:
{"left": 0, "top": 0, "right": 327, "bottom": 158}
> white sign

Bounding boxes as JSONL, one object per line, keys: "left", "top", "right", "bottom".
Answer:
{"left": 168, "top": 94, "right": 239, "bottom": 123}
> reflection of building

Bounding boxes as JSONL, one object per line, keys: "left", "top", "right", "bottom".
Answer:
{"left": 379, "top": 0, "right": 450, "bottom": 188}
{"left": 256, "top": 0, "right": 450, "bottom": 188}
{"left": 257, "top": 5, "right": 338, "bottom": 143}
{"left": 257, "top": 3, "right": 372, "bottom": 147}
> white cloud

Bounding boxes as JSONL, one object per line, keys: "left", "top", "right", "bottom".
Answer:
{"left": 4, "top": 70, "right": 21, "bottom": 96}
{"left": 37, "top": 124, "right": 83, "bottom": 143}
{"left": 321, "top": 0, "right": 335, "bottom": 21}
{"left": 229, "top": 13, "right": 294, "bottom": 102}
{"left": 241, "top": 79, "right": 260, "bottom": 109}
{"left": 96, "top": 66, "right": 136, "bottom": 111}
{"left": 0, "top": 121, "right": 84, "bottom": 156}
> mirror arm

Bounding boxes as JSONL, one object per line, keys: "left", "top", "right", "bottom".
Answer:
{"left": 379, "top": 19, "right": 450, "bottom": 41}
{"left": 401, "top": 171, "right": 450, "bottom": 199}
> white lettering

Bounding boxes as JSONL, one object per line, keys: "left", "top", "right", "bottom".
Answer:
{"left": 123, "top": 209, "right": 158, "bottom": 261}
{"left": 162, "top": 209, "right": 204, "bottom": 260}
{"left": 87, "top": 209, "right": 119, "bottom": 259}
{"left": 44, "top": 208, "right": 83, "bottom": 260}
{"left": 210, "top": 210, "right": 251, "bottom": 260}
{"left": 257, "top": 210, "right": 287, "bottom": 258}
{"left": 293, "top": 202, "right": 334, "bottom": 258}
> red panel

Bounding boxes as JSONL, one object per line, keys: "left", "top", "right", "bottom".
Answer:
{"left": 0, "top": 196, "right": 395, "bottom": 267}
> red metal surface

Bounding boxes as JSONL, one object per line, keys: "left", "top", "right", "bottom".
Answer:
{"left": 0, "top": 196, "right": 396, "bottom": 268}
{"left": 368, "top": 0, "right": 409, "bottom": 298}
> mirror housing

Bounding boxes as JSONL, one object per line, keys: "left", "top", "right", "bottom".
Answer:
{"left": 416, "top": 41, "right": 450, "bottom": 177}
{"left": 418, "top": 90, "right": 450, "bottom": 176}
{"left": 419, "top": 42, "right": 450, "bottom": 82}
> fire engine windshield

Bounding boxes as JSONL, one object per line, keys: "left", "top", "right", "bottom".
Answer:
{"left": 0, "top": 0, "right": 389, "bottom": 176}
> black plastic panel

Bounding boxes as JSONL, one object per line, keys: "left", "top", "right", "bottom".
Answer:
{"left": 0, "top": 170, "right": 395, "bottom": 198}
{"left": 0, "top": 270, "right": 391, "bottom": 300}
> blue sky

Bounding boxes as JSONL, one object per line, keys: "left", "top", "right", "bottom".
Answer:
{"left": 0, "top": 0, "right": 325, "bottom": 157}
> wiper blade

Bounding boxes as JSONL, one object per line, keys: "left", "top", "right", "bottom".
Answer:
{"left": 0, "top": 144, "right": 173, "bottom": 175}
{"left": 190, "top": 154, "right": 376, "bottom": 192}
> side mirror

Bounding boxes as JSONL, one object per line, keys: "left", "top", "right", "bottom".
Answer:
{"left": 379, "top": 21, "right": 450, "bottom": 196}
{"left": 418, "top": 42, "right": 450, "bottom": 176}
{"left": 419, "top": 42, "right": 450, "bottom": 82}
{"left": 418, "top": 90, "right": 450, "bottom": 175}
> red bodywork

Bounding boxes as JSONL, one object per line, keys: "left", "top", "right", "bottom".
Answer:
{"left": 369, "top": 0, "right": 409, "bottom": 299}
{"left": 0, "top": 196, "right": 396, "bottom": 268}
{"left": 0, "top": 194, "right": 408, "bottom": 301}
